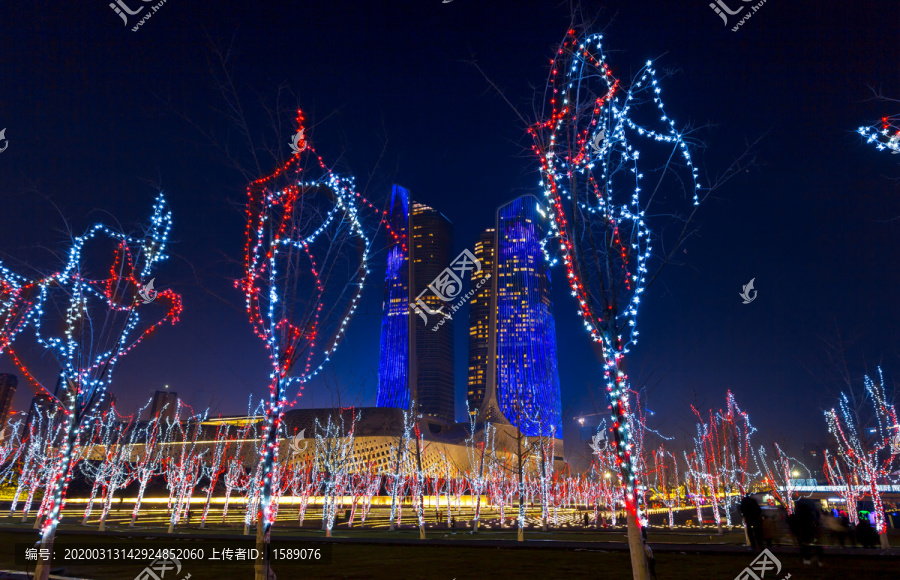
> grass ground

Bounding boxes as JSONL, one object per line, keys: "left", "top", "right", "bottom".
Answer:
{"left": 0, "top": 526, "right": 896, "bottom": 580}
{"left": 0, "top": 503, "right": 897, "bottom": 579}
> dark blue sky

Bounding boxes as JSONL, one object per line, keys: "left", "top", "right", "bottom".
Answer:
{"left": 1, "top": 0, "right": 899, "bottom": 455}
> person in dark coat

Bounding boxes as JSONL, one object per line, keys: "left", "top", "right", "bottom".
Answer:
{"left": 789, "top": 501, "right": 823, "bottom": 565}
{"left": 856, "top": 513, "right": 878, "bottom": 548}
{"left": 740, "top": 495, "right": 764, "bottom": 550}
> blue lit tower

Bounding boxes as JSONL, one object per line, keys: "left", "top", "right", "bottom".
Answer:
{"left": 376, "top": 186, "right": 411, "bottom": 409}
{"left": 483, "top": 195, "right": 562, "bottom": 436}
{"left": 377, "top": 186, "right": 455, "bottom": 422}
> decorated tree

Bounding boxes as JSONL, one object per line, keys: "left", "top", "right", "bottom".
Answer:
{"left": 683, "top": 456, "right": 707, "bottom": 528}
{"left": 714, "top": 392, "right": 757, "bottom": 523}
{"left": 824, "top": 368, "right": 899, "bottom": 548}
{"left": 198, "top": 421, "right": 233, "bottom": 528}
{"left": 823, "top": 449, "right": 861, "bottom": 525}
{"left": 314, "top": 409, "right": 360, "bottom": 537}
{"left": 0, "top": 262, "right": 37, "bottom": 356}
{"left": 387, "top": 404, "right": 416, "bottom": 532}
{"left": 463, "top": 405, "right": 497, "bottom": 533}
{"left": 650, "top": 446, "right": 679, "bottom": 528}
{"left": 78, "top": 404, "right": 140, "bottom": 531}
{"left": 163, "top": 402, "right": 208, "bottom": 533}
{"left": 755, "top": 443, "right": 808, "bottom": 516}
{"left": 9, "top": 404, "right": 63, "bottom": 522}
{"left": 7, "top": 194, "right": 183, "bottom": 580}
{"left": 685, "top": 410, "right": 725, "bottom": 533}
{"left": 238, "top": 111, "right": 372, "bottom": 578}
{"left": 527, "top": 26, "right": 707, "bottom": 579}
{"left": 859, "top": 114, "right": 900, "bottom": 155}
{"left": 129, "top": 411, "right": 171, "bottom": 527}
{"left": 0, "top": 418, "right": 24, "bottom": 484}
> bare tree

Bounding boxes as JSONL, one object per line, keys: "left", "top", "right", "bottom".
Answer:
{"left": 520, "top": 22, "right": 757, "bottom": 579}
{"left": 0, "top": 262, "right": 37, "bottom": 356}
{"left": 859, "top": 90, "right": 900, "bottom": 157}
{"left": 824, "top": 368, "right": 899, "bottom": 548}
{"left": 239, "top": 112, "right": 373, "bottom": 579}
{"left": 6, "top": 194, "right": 184, "bottom": 580}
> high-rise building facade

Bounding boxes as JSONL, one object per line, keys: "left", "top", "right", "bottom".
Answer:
{"left": 149, "top": 389, "right": 179, "bottom": 422}
{"left": 481, "top": 195, "right": 562, "bottom": 436}
{"left": 377, "top": 186, "right": 455, "bottom": 422}
{"left": 22, "top": 392, "right": 57, "bottom": 439}
{"left": 377, "top": 186, "right": 411, "bottom": 410}
{"left": 466, "top": 228, "right": 494, "bottom": 415}
{"left": 0, "top": 374, "right": 17, "bottom": 430}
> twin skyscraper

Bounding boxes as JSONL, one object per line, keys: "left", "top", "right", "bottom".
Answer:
{"left": 376, "top": 185, "right": 562, "bottom": 436}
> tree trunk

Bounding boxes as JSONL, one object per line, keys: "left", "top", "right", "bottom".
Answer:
{"left": 254, "top": 510, "right": 271, "bottom": 580}
{"left": 32, "top": 531, "right": 56, "bottom": 580}
{"left": 33, "top": 403, "right": 80, "bottom": 580}
{"left": 626, "top": 509, "right": 650, "bottom": 580}
{"left": 252, "top": 381, "right": 283, "bottom": 577}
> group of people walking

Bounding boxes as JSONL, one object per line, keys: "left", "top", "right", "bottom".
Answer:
{"left": 740, "top": 494, "right": 888, "bottom": 566}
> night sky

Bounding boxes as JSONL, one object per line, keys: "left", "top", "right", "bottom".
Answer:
{"left": 2, "top": 0, "right": 899, "bottom": 459}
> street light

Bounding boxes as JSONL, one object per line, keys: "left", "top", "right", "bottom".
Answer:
{"left": 791, "top": 470, "right": 799, "bottom": 477}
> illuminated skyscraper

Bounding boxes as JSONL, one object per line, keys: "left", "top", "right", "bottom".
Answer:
{"left": 149, "top": 388, "right": 178, "bottom": 422}
{"left": 376, "top": 186, "right": 411, "bottom": 411}
{"left": 377, "top": 185, "right": 455, "bottom": 422}
{"left": 481, "top": 195, "right": 562, "bottom": 436}
{"left": 0, "top": 374, "right": 17, "bottom": 430}
{"left": 466, "top": 228, "right": 494, "bottom": 415}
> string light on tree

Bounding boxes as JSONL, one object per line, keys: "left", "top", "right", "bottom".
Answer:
{"left": 858, "top": 115, "right": 900, "bottom": 155}
{"left": 529, "top": 28, "right": 702, "bottom": 575}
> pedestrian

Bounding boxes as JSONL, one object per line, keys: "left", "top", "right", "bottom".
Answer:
{"left": 583, "top": 512, "right": 589, "bottom": 527}
{"left": 761, "top": 514, "right": 776, "bottom": 548}
{"left": 643, "top": 541, "right": 657, "bottom": 580}
{"left": 740, "top": 495, "right": 764, "bottom": 550}
{"left": 856, "top": 513, "right": 877, "bottom": 548}
{"left": 825, "top": 510, "right": 848, "bottom": 547}
{"left": 789, "top": 500, "right": 823, "bottom": 566}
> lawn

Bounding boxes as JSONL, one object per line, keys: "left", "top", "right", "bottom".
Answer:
{"left": 0, "top": 528, "right": 896, "bottom": 580}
